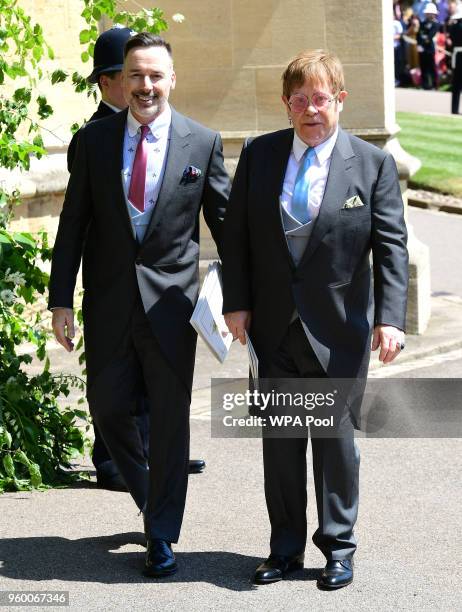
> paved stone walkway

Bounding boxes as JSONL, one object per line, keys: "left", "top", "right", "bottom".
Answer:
{"left": 395, "top": 87, "right": 460, "bottom": 116}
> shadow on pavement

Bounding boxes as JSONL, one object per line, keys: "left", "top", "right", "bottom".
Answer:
{"left": 0, "top": 533, "right": 319, "bottom": 590}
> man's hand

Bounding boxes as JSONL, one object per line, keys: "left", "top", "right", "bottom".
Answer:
{"left": 372, "top": 324, "right": 405, "bottom": 364}
{"left": 224, "top": 310, "right": 251, "bottom": 345}
{"left": 52, "top": 308, "right": 75, "bottom": 352}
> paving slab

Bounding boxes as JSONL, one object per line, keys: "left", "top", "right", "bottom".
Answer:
{"left": 395, "top": 87, "right": 460, "bottom": 117}
{"left": 1, "top": 428, "right": 461, "bottom": 611}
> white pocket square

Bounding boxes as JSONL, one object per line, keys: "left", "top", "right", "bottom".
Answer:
{"left": 343, "top": 195, "right": 364, "bottom": 209}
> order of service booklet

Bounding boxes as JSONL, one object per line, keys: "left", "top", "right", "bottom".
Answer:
{"left": 190, "top": 261, "right": 233, "bottom": 363}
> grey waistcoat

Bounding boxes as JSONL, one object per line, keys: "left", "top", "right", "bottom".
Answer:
{"left": 279, "top": 202, "right": 315, "bottom": 266}
{"left": 121, "top": 170, "right": 155, "bottom": 243}
{"left": 279, "top": 202, "right": 315, "bottom": 325}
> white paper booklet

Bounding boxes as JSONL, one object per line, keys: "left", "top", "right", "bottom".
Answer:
{"left": 245, "top": 330, "right": 259, "bottom": 381}
{"left": 190, "top": 261, "right": 233, "bottom": 363}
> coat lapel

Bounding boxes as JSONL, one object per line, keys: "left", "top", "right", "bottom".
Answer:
{"left": 297, "top": 128, "right": 355, "bottom": 269}
{"left": 100, "top": 108, "right": 136, "bottom": 242}
{"left": 143, "top": 109, "right": 192, "bottom": 243}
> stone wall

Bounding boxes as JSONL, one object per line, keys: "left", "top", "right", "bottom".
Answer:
{"left": 121, "top": 1, "right": 396, "bottom": 140}
{"left": 7, "top": 1, "right": 397, "bottom": 147}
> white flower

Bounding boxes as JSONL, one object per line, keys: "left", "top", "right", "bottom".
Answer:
{"left": 0, "top": 289, "right": 16, "bottom": 305}
{"left": 172, "top": 13, "right": 185, "bottom": 23}
{"left": 4, "top": 269, "right": 26, "bottom": 286}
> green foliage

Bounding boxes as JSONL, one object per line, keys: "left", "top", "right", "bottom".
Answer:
{"left": 0, "top": 1, "right": 95, "bottom": 492}
{"left": 80, "top": 1, "right": 168, "bottom": 38}
{"left": 0, "top": 225, "right": 89, "bottom": 492}
{"left": 51, "top": 70, "right": 68, "bottom": 85}
{"left": 0, "top": 0, "right": 52, "bottom": 169}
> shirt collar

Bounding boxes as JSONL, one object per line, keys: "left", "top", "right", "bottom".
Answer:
{"left": 101, "top": 100, "right": 123, "bottom": 114}
{"left": 292, "top": 126, "right": 339, "bottom": 164}
{"left": 127, "top": 104, "right": 172, "bottom": 138}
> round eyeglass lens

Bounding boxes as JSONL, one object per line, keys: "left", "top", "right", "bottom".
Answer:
{"left": 289, "top": 93, "right": 333, "bottom": 112}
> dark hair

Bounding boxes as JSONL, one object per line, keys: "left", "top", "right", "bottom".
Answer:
{"left": 124, "top": 32, "right": 172, "bottom": 59}
{"left": 97, "top": 71, "right": 119, "bottom": 91}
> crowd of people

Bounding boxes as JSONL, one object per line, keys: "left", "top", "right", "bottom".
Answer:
{"left": 394, "top": 0, "right": 462, "bottom": 113}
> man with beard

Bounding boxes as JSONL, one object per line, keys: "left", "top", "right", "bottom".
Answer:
{"left": 67, "top": 27, "right": 207, "bottom": 493}
{"left": 49, "top": 33, "right": 229, "bottom": 576}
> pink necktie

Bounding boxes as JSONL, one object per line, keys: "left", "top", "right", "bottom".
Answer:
{"left": 128, "top": 125, "right": 150, "bottom": 212}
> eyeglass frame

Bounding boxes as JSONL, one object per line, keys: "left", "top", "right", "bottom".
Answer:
{"left": 287, "top": 91, "right": 341, "bottom": 113}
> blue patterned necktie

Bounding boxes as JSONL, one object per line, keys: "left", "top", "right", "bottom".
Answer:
{"left": 291, "top": 147, "right": 315, "bottom": 224}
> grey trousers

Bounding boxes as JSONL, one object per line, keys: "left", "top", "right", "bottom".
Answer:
{"left": 87, "top": 297, "right": 190, "bottom": 543}
{"left": 261, "top": 318, "right": 360, "bottom": 560}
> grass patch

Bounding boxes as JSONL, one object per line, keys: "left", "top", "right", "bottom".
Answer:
{"left": 396, "top": 112, "right": 462, "bottom": 197}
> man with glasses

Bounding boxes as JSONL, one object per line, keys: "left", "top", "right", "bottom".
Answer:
{"left": 223, "top": 49, "right": 408, "bottom": 589}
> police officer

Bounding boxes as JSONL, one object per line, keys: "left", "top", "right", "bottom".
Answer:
{"left": 417, "top": 2, "right": 440, "bottom": 89}
{"left": 67, "top": 26, "right": 206, "bottom": 490}
{"left": 448, "top": 6, "right": 462, "bottom": 113}
{"left": 67, "top": 26, "right": 132, "bottom": 171}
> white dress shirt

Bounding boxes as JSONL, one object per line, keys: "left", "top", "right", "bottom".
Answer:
{"left": 280, "top": 127, "right": 338, "bottom": 224}
{"left": 122, "top": 105, "right": 172, "bottom": 213}
{"left": 101, "top": 100, "right": 123, "bottom": 113}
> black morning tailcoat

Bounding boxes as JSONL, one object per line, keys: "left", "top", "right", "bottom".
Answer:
{"left": 67, "top": 101, "right": 114, "bottom": 172}
{"left": 222, "top": 128, "right": 409, "bottom": 382}
{"left": 49, "top": 107, "right": 230, "bottom": 393}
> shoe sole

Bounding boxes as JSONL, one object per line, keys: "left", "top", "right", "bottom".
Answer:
{"left": 143, "top": 566, "right": 178, "bottom": 578}
{"left": 316, "top": 577, "right": 353, "bottom": 590}
{"left": 254, "top": 561, "right": 304, "bottom": 585}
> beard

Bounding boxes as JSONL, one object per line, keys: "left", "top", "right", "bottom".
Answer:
{"left": 130, "top": 91, "right": 165, "bottom": 119}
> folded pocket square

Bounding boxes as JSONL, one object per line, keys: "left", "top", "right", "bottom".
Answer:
{"left": 343, "top": 195, "right": 364, "bottom": 209}
{"left": 182, "top": 165, "right": 202, "bottom": 183}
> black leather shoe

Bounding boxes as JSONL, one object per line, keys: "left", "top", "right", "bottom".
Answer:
{"left": 317, "top": 559, "right": 353, "bottom": 590}
{"left": 143, "top": 539, "right": 178, "bottom": 577}
{"left": 96, "top": 461, "right": 127, "bottom": 492}
{"left": 189, "top": 459, "right": 206, "bottom": 474}
{"left": 254, "top": 553, "right": 304, "bottom": 584}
